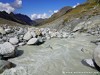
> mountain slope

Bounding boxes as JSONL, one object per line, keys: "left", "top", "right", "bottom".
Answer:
{"left": 0, "top": 11, "right": 37, "bottom": 25}
{"left": 36, "top": 6, "right": 72, "bottom": 26}
{"left": 0, "top": 18, "right": 23, "bottom": 26}
{"left": 38, "top": 2, "right": 100, "bottom": 31}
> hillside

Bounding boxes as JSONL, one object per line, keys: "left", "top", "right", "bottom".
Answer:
{"left": 0, "top": 18, "right": 23, "bottom": 26}
{"left": 36, "top": 6, "right": 72, "bottom": 26}
{"left": 38, "top": 2, "right": 100, "bottom": 31}
{"left": 0, "top": 11, "right": 37, "bottom": 25}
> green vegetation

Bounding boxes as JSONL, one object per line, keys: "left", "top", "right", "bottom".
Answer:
{"left": 87, "top": 0, "right": 100, "bottom": 4}
{"left": 63, "top": 2, "right": 100, "bottom": 23}
{"left": 38, "top": 0, "right": 100, "bottom": 27}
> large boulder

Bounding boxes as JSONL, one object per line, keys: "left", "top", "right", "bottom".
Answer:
{"left": 27, "top": 38, "right": 38, "bottom": 45}
{"left": 2, "top": 36, "right": 8, "bottom": 42}
{"left": 17, "top": 28, "right": 24, "bottom": 35}
{"left": 23, "top": 31, "right": 32, "bottom": 40}
{"left": 18, "top": 35, "right": 24, "bottom": 42}
{"left": 9, "top": 37, "right": 19, "bottom": 45}
{"left": 82, "top": 59, "right": 95, "bottom": 68}
{"left": 93, "top": 45, "right": 100, "bottom": 67}
{"left": 0, "top": 27, "right": 6, "bottom": 35}
{"left": 5, "top": 28, "right": 12, "bottom": 34}
{"left": 31, "top": 31, "right": 36, "bottom": 38}
{"left": 0, "top": 42, "right": 16, "bottom": 58}
{"left": 0, "top": 60, "right": 14, "bottom": 73}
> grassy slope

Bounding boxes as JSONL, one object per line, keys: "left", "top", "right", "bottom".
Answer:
{"left": 0, "top": 18, "right": 23, "bottom": 26}
{"left": 38, "top": 2, "right": 100, "bottom": 28}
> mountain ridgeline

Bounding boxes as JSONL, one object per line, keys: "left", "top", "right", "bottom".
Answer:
{"left": 0, "top": 0, "right": 100, "bottom": 27}
{"left": 35, "top": 6, "right": 72, "bottom": 26}
{"left": 0, "top": 11, "right": 37, "bottom": 25}
{"left": 0, "top": 6, "right": 72, "bottom": 26}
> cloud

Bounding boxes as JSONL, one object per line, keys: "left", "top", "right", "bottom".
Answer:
{"left": 31, "top": 13, "right": 50, "bottom": 20}
{"left": 0, "top": 0, "right": 22, "bottom": 13}
{"left": 73, "top": 3, "right": 80, "bottom": 8}
{"left": 54, "top": 10, "right": 59, "bottom": 13}
{"left": 0, "top": 2, "right": 15, "bottom": 14}
{"left": 12, "top": 0, "right": 22, "bottom": 8}
{"left": 49, "top": 10, "right": 59, "bottom": 14}
{"left": 31, "top": 10, "right": 59, "bottom": 20}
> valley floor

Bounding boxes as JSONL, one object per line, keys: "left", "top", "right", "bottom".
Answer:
{"left": 1, "top": 33, "right": 99, "bottom": 75}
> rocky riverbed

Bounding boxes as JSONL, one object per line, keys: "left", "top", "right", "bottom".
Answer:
{"left": 0, "top": 24, "right": 100, "bottom": 75}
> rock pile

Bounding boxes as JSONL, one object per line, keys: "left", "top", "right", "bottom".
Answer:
{"left": 0, "top": 25, "right": 71, "bottom": 73}
{"left": 0, "top": 25, "right": 70, "bottom": 46}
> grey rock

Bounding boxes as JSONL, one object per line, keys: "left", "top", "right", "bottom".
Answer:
{"left": 93, "top": 45, "right": 100, "bottom": 67}
{"left": 0, "top": 27, "right": 6, "bottom": 35}
{"left": 62, "top": 32, "right": 69, "bottom": 38}
{"left": 1, "top": 66, "right": 26, "bottom": 75}
{"left": 82, "top": 59, "right": 95, "bottom": 68}
{"left": 27, "top": 38, "right": 38, "bottom": 45}
{"left": 9, "top": 37, "right": 19, "bottom": 45}
{"left": 23, "top": 31, "right": 32, "bottom": 40}
{"left": 37, "top": 36, "right": 44, "bottom": 43}
{"left": 30, "top": 31, "right": 36, "bottom": 38}
{"left": 0, "top": 60, "right": 14, "bottom": 74}
{"left": 17, "top": 28, "right": 24, "bottom": 35}
{"left": 73, "top": 22, "right": 85, "bottom": 32}
{"left": 2, "top": 37, "right": 7, "bottom": 42}
{"left": 18, "top": 42, "right": 25, "bottom": 46}
{"left": 5, "top": 29, "right": 12, "bottom": 34}
{"left": 0, "top": 42, "right": 16, "bottom": 58}
{"left": 18, "top": 35, "right": 24, "bottom": 42}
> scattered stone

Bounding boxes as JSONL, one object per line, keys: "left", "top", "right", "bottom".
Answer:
{"left": 23, "top": 31, "right": 32, "bottom": 40}
{"left": 27, "top": 38, "right": 38, "bottom": 45}
{"left": 9, "top": 37, "right": 19, "bottom": 45}
{"left": 45, "top": 35, "right": 51, "bottom": 40}
{"left": 18, "top": 42, "right": 25, "bottom": 46}
{"left": 82, "top": 59, "right": 95, "bottom": 68}
{"left": 17, "top": 28, "right": 24, "bottom": 35}
{"left": 56, "top": 32, "right": 62, "bottom": 38}
{"left": 37, "top": 36, "right": 44, "bottom": 43}
{"left": 0, "top": 27, "right": 6, "bottom": 35}
{"left": 1, "top": 66, "right": 26, "bottom": 75}
{"left": 0, "top": 42, "right": 16, "bottom": 58}
{"left": 5, "top": 29, "right": 12, "bottom": 34}
{"left": 0, "top": 60, "right": 15, "bottom": 73}
{"left": 62, "top": 32, "right": 68, "bottom": 38}
{"left": 31, "top": 31, "right": 36, "bottom": 38}
{"left": 2, "top": 36, "right": 7, "bottom": 42}
{"left": 93, "top": 45, "right": 100, "bottom": 67}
